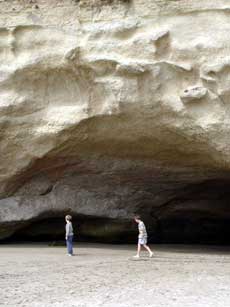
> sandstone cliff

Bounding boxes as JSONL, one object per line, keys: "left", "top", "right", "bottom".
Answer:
{"left": 1, "top": 0, "right": 230, "bottom": 242}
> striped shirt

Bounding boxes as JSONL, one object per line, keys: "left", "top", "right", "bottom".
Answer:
{"left": 138, "top": 221, "right": 147, "bottom": 238}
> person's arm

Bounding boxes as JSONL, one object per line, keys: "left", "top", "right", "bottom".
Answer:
{"left": 139, "top": 230, "right": 144, "bottom": 238}
{"left": 65, "top": 223, "right": 70, "bottom": 240}
{"left": 138, "top": 223, "right": 144, "bottom": 238}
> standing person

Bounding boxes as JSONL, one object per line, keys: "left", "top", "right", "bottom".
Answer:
{"left": 133, "top": 215, "right": 153, "bottom": 258}
{"left": 65, "top": 215, "right": 74, "bottom": 256}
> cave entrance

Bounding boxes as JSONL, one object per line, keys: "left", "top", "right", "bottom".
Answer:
{"left": 5, "top": 213, "right": 230, "bottom": 245}
{"left": 6, "top": 214, "right": 137, "bottom": 244}
{"left": 2, "top": 177, "right": 230, "bottom": 245}
{"left": 156, "top": 215, "right": 230, "bottom": 244}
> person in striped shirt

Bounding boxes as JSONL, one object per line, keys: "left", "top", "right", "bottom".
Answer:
{"left": 133, "top": 215, "right": 153, "bottom": 258}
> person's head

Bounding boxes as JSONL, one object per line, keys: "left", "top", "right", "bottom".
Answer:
{"left": 134, "top": 215, "right": 141, "bottom": 223}
{"left": 65, "top": 215, "right": 72, "bottom": 222}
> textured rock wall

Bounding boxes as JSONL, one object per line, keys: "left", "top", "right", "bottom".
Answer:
{"left": 1, "top": 0, "right": 230, "bottom": 242}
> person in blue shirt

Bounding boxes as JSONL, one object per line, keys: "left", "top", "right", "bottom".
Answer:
{"left": 65, "top": 215, "right": 74, "bottom": 256}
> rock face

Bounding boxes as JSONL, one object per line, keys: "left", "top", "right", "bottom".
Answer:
{"left": 1, "top": 0, "right": 230, "bottom": 243}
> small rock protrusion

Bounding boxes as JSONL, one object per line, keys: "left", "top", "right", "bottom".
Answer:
{"left": 65, "top": 47, "right": 80, "bottom": 61}
{"left": 180, "top": 86, "right": 208, "bottom": 103}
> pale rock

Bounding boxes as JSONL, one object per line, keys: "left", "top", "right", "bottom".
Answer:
{"left": 180, "top": 86, "right": 208, "bottom": 103}
{"left": 0, "top": 0, "right": 230, "bottom": 242}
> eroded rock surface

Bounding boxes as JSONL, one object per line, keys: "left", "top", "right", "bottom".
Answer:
{"left": 1, "top": 0, "right": 230, "bottom": 242}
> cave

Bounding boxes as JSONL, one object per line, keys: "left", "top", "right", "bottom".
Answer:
{"left": 6, "top": 214, "right": 137, "bottom": 244}
{"left": 1, "top": 0, "right": 230, "bottom": 250}
{"left": 2, "top": 173, "right": 230, "bottom": 245}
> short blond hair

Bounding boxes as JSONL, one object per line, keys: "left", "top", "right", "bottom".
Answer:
{"left": 65, "top": 215, "right": 72, "bottom": 221}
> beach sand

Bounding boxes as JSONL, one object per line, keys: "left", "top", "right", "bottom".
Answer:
{"left": 0, "top": 243, "right": 230, "bottom": 307}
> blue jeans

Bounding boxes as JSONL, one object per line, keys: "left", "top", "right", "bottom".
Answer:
{"left": 66, "top": 235, "right": 74, "bottom": 255}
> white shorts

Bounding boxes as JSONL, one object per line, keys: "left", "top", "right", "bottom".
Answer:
{"left": 138, "top": 237, "right": 147, "bottom": 245}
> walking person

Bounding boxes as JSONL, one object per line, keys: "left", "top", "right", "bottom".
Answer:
{"left": 65, "top": 215, "right": 74, "bottom": 256}
{"left": 133, "top": 215, "right": 153, "bottom": 258}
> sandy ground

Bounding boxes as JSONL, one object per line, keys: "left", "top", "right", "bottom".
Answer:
{"left": 0, "top": 244, "right": 230, "bottom": 307}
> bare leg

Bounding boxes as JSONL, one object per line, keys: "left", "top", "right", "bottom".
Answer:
{"left": 143, "top": 244, "right": 153, "bottom": 256}
{"left": 137, "top": 243, "right": 142, "bottom": 256}
{"left": 133, "top": 242, "right": 142, "bottom": 258}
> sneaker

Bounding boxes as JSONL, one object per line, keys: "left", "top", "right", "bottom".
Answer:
{"left": 68, "top": 254, "right": 73, "bottom": 256}
{"left": 149, "top": 252, "right": 154, "bottom": 258}
{"left": 133, "top": 255, "right": 140, "bottom": 259}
